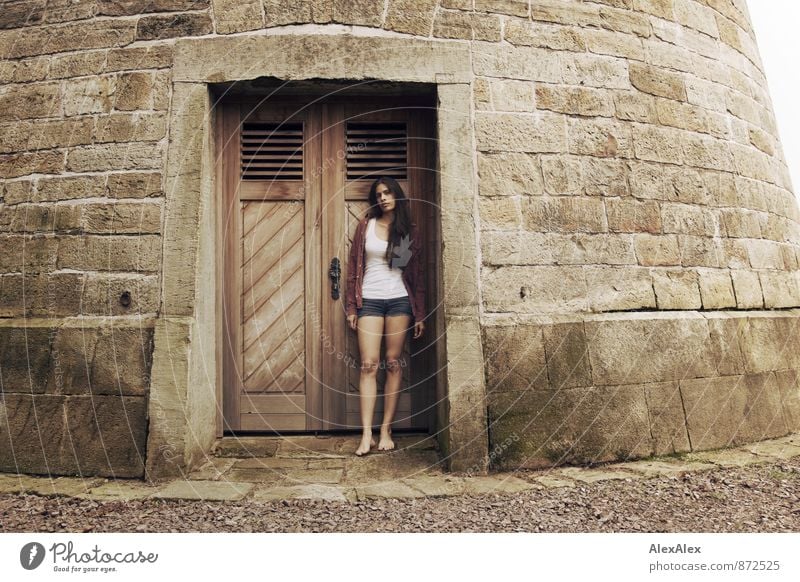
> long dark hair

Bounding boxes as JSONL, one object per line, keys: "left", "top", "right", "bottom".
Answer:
{"left": 366, "top": 176, "right": 413, "bottom": 270}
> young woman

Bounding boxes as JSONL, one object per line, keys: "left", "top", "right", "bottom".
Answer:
{"left": 345, "top": 177, "right": 426, "bottom": 456}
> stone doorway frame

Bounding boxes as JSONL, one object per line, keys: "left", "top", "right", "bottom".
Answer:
{"left": 145, "top": 34, "right": 488, "bottom": 480}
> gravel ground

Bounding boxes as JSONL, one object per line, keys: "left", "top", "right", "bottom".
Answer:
{"left": 2, "top": 457, "right": 799, "bottom": 533}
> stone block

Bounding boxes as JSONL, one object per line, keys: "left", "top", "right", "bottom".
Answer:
{"left": 0, "top": 19, "right": 136, "bottom": 60}
{"left": 481, "top": 231, "right": 554, "bottom": 265}
{"left": 80, "top": 201, "right": 162, "bottom": 234}
{"left": 478, "top": 197, "right": 521, "bottom": 230}
{"left": 94, "top": 113, "right": 168, "bottom": 143}
{"left": 36, "top": 175, "right": 106, "bottom": 202}
{"left": 58, "top": 234, "right": 161, "bottom": 272}
{"left": 67, "top": 142, "right": 164, "bottom": 172}
{"left": 561, "top": 53, "right": 629, "bottom": 89}
{"left": 632, "top": 123, "right": 683, "bottom": 164}
{"left": 536, "top": 85, "right": 614, "bottom": 117}
{"left": 585, "top": 265, "right": 656, "bottom": 311}
{"left": 568, "top": 117, "right": 633, "bottom": 158}
{"left": 433, "top": 9, "right": 501, "bottom": 42}
{"left": 472, "top": 42, "right": 561, "bottom": 83}
{"left": 652, "top": 269, "right": 701, "bottom": 309}
{"left": 698, "top": 269, "right": 736, "bottom": 309}
{"left": 489, "top": 79, "right": 535, "bottom": 112}
{"left": 82, "top": 273, "right": 160, "bottom": 315}
{"left": 63, "top": 76, "right": 117, "bottom": 116}
{"left": 541, "top": 156, "right": 583, "bottom": 195}
{"left": 503, "top": 19, "right": 585, "bottom": 51}
{"left": 634, "top": 234, "right": 681, "bottom": 266}
{"left": 487, "top": 385, "right": 654, "bottom": 469}
{"left": 582, "top": 158, "right": 629, "bottom": 196}
{"left": 0, "top": 118, "right": 94, "bottom": 154}
{"left": 681, "top": 133, "right": 733, "bottom": 172}
{"left": 549, "top": 233, "right": 637, "bottom": 266}
{"left": 105, "top": 45, "right": 174, "bottom": 72}
{"left": 475, "top": 111, "right": 566, "bottom": 153}
{"left": 523, "top": 196, "right": 607, "bottom": 233}
{"left": 678, "top": 235, "right": 722, "bottom": 268}
{"left": 106, "top": 172, "right": 163, "bottom": 198}
{"left": 482, "top": 325, "right": 548, "bottom": 392}
{"left": 730, "top": 270, "right": 763, "bottom": 309}
{"left": 586, "top": 313, "right": 715, "bottom": 385}
{"left": 90, "top": 327, "right": 155, "bottom": 396}
{"left": 629, "top": 62, "right": 686, "bottom": 100}
{"left": 113, "top": 72, "right": 154, "bottom": 111}
{"left": 135, "top": 12, "right": 213, "bottom": 41}
{"left": 482, "top": 265, "right": 587, "bottom": 314}
{"left": 212, "top": 0, "right": 263, "bottom": 34}
{"left": 775, "top": 369, "right": 800, "bottom": 431}
{"left": 0, "top": 81, "right": 61, "bottom": 122}
{"left": 384, "top": 0, "right": 437, "bottom": 35}
{"left": 542, "top": 322, "right": 592, "bottom": 389}
{"left": 759, "top": 271, "right": 800, "bottom": 309}
{"left": 0, "top": 392, "right": 146, "bottom": 477}
{"left": 681, "top": 373, "right": 789, "bottom": 451}
{"left": 606, "top": 197, "right": 661, "bottom": 233}
{"left": 478, "top": 152, "right": 543, "bottom": 196}
{"left": 0, "top": 150, "right": 63, "bottom": 179}
{"left": 643, "top": 381, "right": 692, "bottom": 455}
{"left": 614, "top": 90, "right": 657, "bottom": 123}
{"left": 661, "top": 202, "right": 717, "bottom": 237}
{"left": 0, "top": 326, "right": 52, "bottom": 394}
{"left": 739, "top": 314, "right": 800, "bottom": 374}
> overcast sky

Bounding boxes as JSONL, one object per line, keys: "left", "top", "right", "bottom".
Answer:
{"left": 748, "top": 2, "right": 799, "bottom": 195}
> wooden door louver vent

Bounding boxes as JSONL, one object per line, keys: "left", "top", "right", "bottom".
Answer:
{"left": 345, "top": 122, "right": 407, "bottom": 181}
{"left": 241, "top": 122, "right": 304, "bottom": 180}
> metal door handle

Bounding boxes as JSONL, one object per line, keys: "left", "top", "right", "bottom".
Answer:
{"left": 329, "top": 257, "right": 341, "bottom": 300}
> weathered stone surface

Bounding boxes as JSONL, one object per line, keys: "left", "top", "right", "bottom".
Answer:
{"left": 478, "top": 152, "right": 543, "bottom": 196}
{"left": 483, "top": 325, "right": 548, "bottom": 392}
{"left": 542, "top": 322, "right": 592, "bottom": 389}
{"left": 136, "top": 12, "right": 213, "bottom": 40}
{"left": 0, "top": 82, "right": 60, "bottom": 122}
{"left": 113, "top": 72, "right": 154, "bottom": 111}
{"left": 698, "top": 269, "right": 736, "bottom": 309}
{"left": 212, "top": 0, "right": 263, "bottom": 34}
{"left": 433, "top": 8, "right": 501, "bottom": 41}
{"left": 536, "top": 85, "right": 614, "bottom": 117}
{"left": 634, "top": 234, "right": 681, "bottom": 266}
{"left": 585, "top": 265, "right": 656, "bottom": 311}
{"left": 643, "top": 381, "right": 692, "bottom": 454}
{"left": 154, "top": 480, "right": 253, "bottom": 501}
{"left": 653, "top": 269, "right": 701, "bottom": 309}
{"left": 682, "top": 373, "right": 789, "bottom": 450}
{"left": 629, "top": 62, "right": 686, "bottom": 100}
{"left": 488, "top": 385, "right": 654, "bottom": 469}
{"left": 0, "top": 20, "right": 136, "bottom": 59}
{"left": 568, "top": 117, "right": 633, "bottom": 158}
{"left": 384, "top": 0, "right": 437, "bottom": 35}
{"left": 561, "top": 53, "right": 629, "bottom": 89}
{"left": 475, "top": 111, "right": 566, "bottom": 153}
{"left": 606, "top": 198, "right": 661, "bottom": 233}
{"left": 523, "top": 196, "right": 607, "bottom": 233}
{"left": 482, "top": 266, "right": 588, "bottom": 313}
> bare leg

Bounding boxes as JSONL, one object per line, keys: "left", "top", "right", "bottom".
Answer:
{"left": 355, "top": 315, "right": 383, "bottom": 456}
{"left": 379, "top": 313, "right": 411, "bottom": 451}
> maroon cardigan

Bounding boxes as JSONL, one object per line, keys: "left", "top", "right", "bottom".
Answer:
{"left": 345, "top": 216, "right": 426, "bottom": 324}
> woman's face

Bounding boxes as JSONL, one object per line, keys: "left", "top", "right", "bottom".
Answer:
{"left": 375, "top": 183, "right": 396, "bottom": 212}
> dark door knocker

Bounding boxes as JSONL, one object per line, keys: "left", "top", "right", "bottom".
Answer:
{"left": 329, "top": 257, "right": 341, "bottom": 300}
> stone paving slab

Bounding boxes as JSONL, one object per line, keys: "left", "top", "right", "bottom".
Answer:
{"left": 213, "top": 437, "right": 279, "bottom": 458}
{"left": 742, "top": 439, "right": 800, "bottom": 460}
{"left": 461, "top": 474, "right": 540, "bottom": 495}
{"left": 605, "top": 459, "right": 717, "bottom": 478}
{"left": 78, "top": 480, "right": 159, "bottom": 501}
{"left": 686, "top": 449, "right": 768, "bottom": 468}
{"left": 400, "top": 475, "right": 465, "bottom": 497}
{"left": 221, "top": 468, "right": 286, "bottom": 484}
{"left": 153, "top": 480, "right": 253, "bottom": 501}
{"left": 355, "top": 481, "right": 426, "bottom": 500}
{"left": 547, "top": 466, "right": 643, "bottom": 484}
{"left": 281, "top": 468, "right": 343, "bottom": 485}
{"left": 252, "top": 484, "right": 357, "bottom": 503}
{"left": 185, "top": 458, "right": 237, "bottom": 481}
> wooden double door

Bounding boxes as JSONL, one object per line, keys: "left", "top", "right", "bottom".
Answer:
{"left": 219, "top": 94, "right": 437, "bottom": 433}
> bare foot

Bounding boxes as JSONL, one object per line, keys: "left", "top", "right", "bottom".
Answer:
{"left": 377, "top": 427, "right": 395, "bottom": 451}
{"left": 355, "top": 434, "right": 376, "bottom": 456}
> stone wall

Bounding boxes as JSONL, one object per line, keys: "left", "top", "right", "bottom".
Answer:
{"left": 1, "top": 0, "right": 798, "bottom": 477}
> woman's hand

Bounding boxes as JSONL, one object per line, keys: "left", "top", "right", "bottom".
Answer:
{"left": 413, "top": 321, "right": 425, "bottom": 339}
{"left": 347, "top": 314, "right": 358, "bottom": 331}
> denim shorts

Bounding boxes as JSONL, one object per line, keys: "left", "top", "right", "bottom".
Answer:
{"left": 357, "top": 296, "right": 413, "bottom": 318}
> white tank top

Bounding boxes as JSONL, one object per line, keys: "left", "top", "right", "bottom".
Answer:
{"left": 361, "top": 218, "right": 408, "bottom": 300}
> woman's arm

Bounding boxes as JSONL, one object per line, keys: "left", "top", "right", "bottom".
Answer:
{"left": 344, "top": 220, "right": 363, "bottom": 317}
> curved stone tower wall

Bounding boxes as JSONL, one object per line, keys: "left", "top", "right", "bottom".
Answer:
{"left": 0, "top": 0, "right": 797, "bottom": 477}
